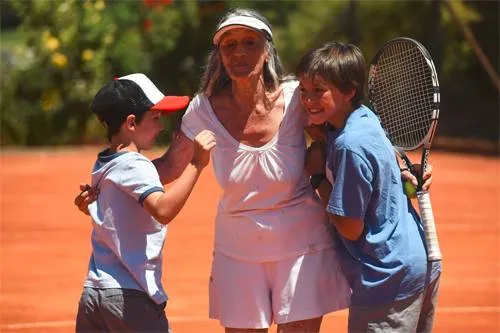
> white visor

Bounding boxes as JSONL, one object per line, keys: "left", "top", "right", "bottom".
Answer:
{"left": 212, "top": 15, "right": 273, "bottom": 45}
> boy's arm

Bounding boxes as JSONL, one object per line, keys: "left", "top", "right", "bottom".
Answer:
{"left": 306, "top": 142, "right": 365, "bottom": 241}
{"left": 315, "top": 179, "right": 364, "bottom": 241}
{"left": 152, "top": 131, "right": 194, "bottom": 185}
{"left": 144, "top": 130, "right": 216, "bottom": 225}
{"left": 143, "top": 161, "right": 204, "bottom": 225}
{"left": 74, "top": 183, "right": 92, "bottom": 216}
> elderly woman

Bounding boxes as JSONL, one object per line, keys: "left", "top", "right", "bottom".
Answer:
{"left": 155, "top": 8, "right": 351, "bottom": 332}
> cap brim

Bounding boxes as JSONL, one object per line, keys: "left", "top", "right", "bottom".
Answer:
{"left": 152, "top": 96, "right": 190, "bottom": 113}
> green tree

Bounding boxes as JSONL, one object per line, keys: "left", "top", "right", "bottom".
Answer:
{"left": 1, "top": 0, "right": 193, "bottom": 145}
{"left": 2, "top": 0, "right": 497, "bottom": 147}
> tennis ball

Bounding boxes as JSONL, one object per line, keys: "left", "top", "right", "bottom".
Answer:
{"left": 403, "top": 180, "right": 417, "bottom": 198}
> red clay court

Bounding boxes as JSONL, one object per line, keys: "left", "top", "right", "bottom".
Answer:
{"left": 1, "top": 148, "right": 499, "bottom": 332}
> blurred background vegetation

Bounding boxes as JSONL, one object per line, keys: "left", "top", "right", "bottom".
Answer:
{"left": 0, "top": 0, "right": 498, "bottom": 154}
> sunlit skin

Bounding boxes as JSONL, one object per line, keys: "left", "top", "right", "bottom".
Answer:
{"left": 219, "top": 28, "right": 268, "bottom": 82}
{"left": 132, "top": 110, "right": 165, "bottom": 151}
{"left": 211, "top": 27, "right": 284, "bottom": 148}
{"left": 108, "top": 110, "right": 164, "bottom": 154}
{"left": 299, "top": 74, "right": 355, "bottom": 129}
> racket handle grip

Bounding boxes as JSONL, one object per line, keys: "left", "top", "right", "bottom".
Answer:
{"left": 416, "top": 190, "right": 443, "bottom": 261}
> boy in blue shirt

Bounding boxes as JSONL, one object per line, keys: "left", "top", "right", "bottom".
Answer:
{"left": 296, "top": 42, "right": 441, "bottom": 333}
{"left": 75, "top": 73, "right": 216, "bottom": 332}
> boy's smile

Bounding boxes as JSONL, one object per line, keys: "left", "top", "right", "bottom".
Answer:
{"left": 299, "top": 74, "right": 354, "bottom": 128}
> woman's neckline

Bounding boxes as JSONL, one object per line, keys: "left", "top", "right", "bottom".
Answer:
{"left": 201, "top": 82, "right": 294, "bottom": 151}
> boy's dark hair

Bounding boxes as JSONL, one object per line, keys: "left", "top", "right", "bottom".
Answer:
{"left": 295, "top": 42, "right": 365, "bottom": 108}
{"left": 91, "top": 80, "right": 151, "bottom": 140}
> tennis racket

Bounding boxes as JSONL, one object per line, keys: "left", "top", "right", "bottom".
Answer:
{"left": 368, "top": 37, "right": 442, "bottom": 261}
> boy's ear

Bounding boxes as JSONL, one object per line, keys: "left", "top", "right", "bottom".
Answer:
{"left": 345, "top": 86, "right": 357, "bottom": 102}
{"left": 125, "top": 114, "right": 137, "bottom": 130}
{"left": 99, "top": 119, "right": 108, "bottom": 130}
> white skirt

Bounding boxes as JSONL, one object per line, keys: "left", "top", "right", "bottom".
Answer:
{"left": 208, "top": 247, "right": 351, "bottom": 329}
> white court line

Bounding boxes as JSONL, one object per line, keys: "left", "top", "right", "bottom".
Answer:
{"left": 1, "top": 320, "right": 74, "bottom": 330}
{"left": 1, "top": 307, "right": 499, "bottom": 330}
{"left": 436, "top": 306, "right": 500, "bottom": 314}
{"left": 0, "top": 316, "right": 208, "bottom": 330}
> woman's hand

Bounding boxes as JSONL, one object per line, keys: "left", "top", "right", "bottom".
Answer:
{"left": 305, "top": 124, "right": 327, "bottom": 143}
{"left": 74, "top": 183, "right": 99, "bottom": 216}
{"left": 305, "top": 141, "right": 327, "bottom": 176}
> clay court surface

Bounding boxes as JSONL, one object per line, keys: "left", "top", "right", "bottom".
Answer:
{"left": 1, "top": 148, "right": 498, "bottom": 332}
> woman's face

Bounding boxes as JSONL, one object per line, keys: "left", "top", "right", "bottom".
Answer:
{"left": 218, "top": 27, "right": 268, "bottom": 80}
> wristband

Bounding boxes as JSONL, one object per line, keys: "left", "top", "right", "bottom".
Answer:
{"left": 310, "top": 173, "right": 326, "bottom": 190}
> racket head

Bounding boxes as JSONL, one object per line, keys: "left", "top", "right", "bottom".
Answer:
{"left": 368, "top": 37, "right": 440, "bottom": 152}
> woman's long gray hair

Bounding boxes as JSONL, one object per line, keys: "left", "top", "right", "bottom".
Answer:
{"left": 199, "top": 8, "right": 285, "bottom": 97}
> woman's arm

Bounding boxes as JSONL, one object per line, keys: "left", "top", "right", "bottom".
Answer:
{"left": 153, "top": 131, "right": 195, "bottom": 185}
{"left": 144, "top": 130, "right": 216, "bottom": 224}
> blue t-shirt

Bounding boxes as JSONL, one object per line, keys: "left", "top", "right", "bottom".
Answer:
{"left": 326, "top": 105, "right": 441, "bottom": 306}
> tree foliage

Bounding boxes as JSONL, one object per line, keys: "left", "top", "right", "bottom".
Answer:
{"left": 1, "top": 0, "right": 196, "bottom": 145}
{"left": 1, "top": 0, "right": 497, "bottom": 146}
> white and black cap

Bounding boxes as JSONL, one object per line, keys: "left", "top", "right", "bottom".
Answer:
{"left": 212, "top": 15, "right": 273, "bottom": 45}
{"left": 118, "top": 73, "right": 190, "bottom": 112}
{"left": 91, "top": 73, "right": 189, "bottom": 125}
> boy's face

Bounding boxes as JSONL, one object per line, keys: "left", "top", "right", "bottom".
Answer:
{"left": 134, "top": 110, "right": 165, "bottom": 150}
{"left": 299, "top": 74, "right": 354, "bottom": 128}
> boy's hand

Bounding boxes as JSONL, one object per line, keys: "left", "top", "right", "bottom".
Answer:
{"left": 401, "top": 163, "right": 433, "bottom": 191}
{"left": 191, "top": 130, "right": 216, "bottom": 169}
{"left": 305, "top": 141, "right": 327, "bottom": 176}
{"left": 74, "top": 183, "right": 99, "bottom": 216}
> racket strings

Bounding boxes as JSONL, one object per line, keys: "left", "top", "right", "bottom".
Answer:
{"left": 376, "top": 59, "right": 433, "bottom": 145}
{"left": 370, "top": 42, "right": 436, "bottom": 149}
{"left": 377, "top": 51, "right": 432, "bottom": 143}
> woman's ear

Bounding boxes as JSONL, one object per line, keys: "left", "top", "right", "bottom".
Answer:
{"left": 264, "top": 50, "right": 270, "bottom": 64}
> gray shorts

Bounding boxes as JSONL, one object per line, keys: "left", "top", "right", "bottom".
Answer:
{"left": 75, "top": 287, "right": 171, "bottom": 333}
{"left": 348, "top": 274, "right": 440, "bottom": 333}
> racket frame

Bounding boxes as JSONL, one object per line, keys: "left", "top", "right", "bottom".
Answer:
{"left": 369, "top": 37, "right": 440, "bottom": 189}
{"left": 368, "top": 37, "right": 443, "bottom": 261}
